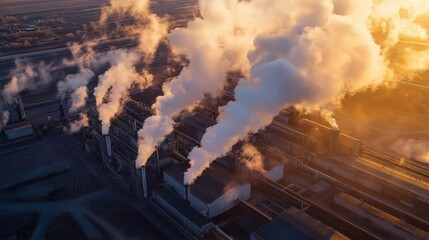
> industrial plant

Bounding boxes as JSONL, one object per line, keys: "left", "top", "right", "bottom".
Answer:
{"left": 1, "top": 0, "right": 429, "bottom": 239}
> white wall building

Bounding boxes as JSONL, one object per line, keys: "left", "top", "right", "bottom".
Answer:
{"left": 164, "top": 162, "right": 251, "bottom": 218}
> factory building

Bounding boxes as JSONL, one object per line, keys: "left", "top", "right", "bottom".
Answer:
{"left": 250, "top": 207, "right": 348, "bottom": 240}
{"left": 151, "top": 186, "right": 213, "bottom": 238}
{"left": 163, "top": 161, "right": 251, "bottom": 218}
{"left": 0, "top": 95, "right": 33, "bottom": 142}
{"left": 82, "top": 81, "right": 429, "bottom": 240}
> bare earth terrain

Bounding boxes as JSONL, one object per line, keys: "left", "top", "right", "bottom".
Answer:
{"left": 0, "top": 135, "right": 183, "bottom": 240}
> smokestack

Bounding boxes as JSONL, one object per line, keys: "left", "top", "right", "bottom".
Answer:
{"left": 104, "top": 134, "right": 112, "bottom": 159}
{"left": 329, "top": 128, "right": 340, "bottom": 154}
{"left": 16, "top": 97, "right": 26, "bottom": 121}
{"left": 184, "top": 184, "right": 190, "bottom": 203}
{"left": 141, "top": 166, "right": 148, "bottom": 198}
{"left": 59, "top": 103, "right": 65, "bottom": 118}
{"left": 133, "top": 119, "right": 137, "bottom": 132}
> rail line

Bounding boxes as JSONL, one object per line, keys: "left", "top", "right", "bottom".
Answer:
{"left": 361, "top": 149, "right": 429, "bottom": 182}
{"left": 250, "top": 174, "right": 380, "bottom": 240}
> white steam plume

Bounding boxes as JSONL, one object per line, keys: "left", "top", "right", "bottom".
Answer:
{"left": 94, "top": 50, "right": 152, "bottom": 135}
{"left": 183, "top": 0, "right": 429, "bottom": 185}
{"left": 368, "top": 0, "right": 429, "bottom": 75}
{"left": 57, "top": 68, "right": 94, "bottom": 113}
{"left": 64, "top": 113, "right": 89, "bottom": 134}
{"left": 320, "top": 110, "right": 339, "bottom": 131}
{"left": 57, "top": 0, "right": 167, "bottom": 133}
{"left": 99, "top": 0, "right": 168, "bottom": 63}
{"left": 3, "top": 60, "right": 54, "bottom": 103}
{"left": 240, "top": 144, "right": 266, "bottom": 174}
{"left": 69, "top": 86, "right": 89, "bottom": 113}
{"left": 389, "top": 139, "right": 429, "bottom": 163}
{"left": 92, "top": 0, "right": 167, "bottom": 134}
{"left": 135, "top": 0, "right": 299, "bottom": 167}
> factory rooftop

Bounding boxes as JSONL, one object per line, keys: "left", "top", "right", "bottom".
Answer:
{"left": 164, "top": 161, "right": 247, "bottom": 203}
{"left": 251, "top": 207, "right": 348, "bottom": 240}
{"left": 152, "top": 186, "right": 211, "bottom": 229}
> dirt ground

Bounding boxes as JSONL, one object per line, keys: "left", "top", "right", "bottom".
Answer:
{"left": 0, "top": 135, "right": 182, "bottom": 240}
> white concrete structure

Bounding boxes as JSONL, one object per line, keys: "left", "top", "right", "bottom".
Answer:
{"left": 152, "top": 186, "right": 212, "bottom": 238}
{"left": 164, "top": 162, "right": 251, "bottom": 218}
{"left": 263, "top": 159, "right": 284, "bottom": 182}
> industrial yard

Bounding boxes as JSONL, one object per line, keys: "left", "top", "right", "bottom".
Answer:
{"left": 1, "top": 0, "right": 429, "bottom": 240}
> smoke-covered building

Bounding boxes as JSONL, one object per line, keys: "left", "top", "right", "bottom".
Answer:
{"left": 163, "top": 161, "right": 251, "bottom": 218}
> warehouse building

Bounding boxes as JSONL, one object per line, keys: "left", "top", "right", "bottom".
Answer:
{"left": 163, "top": 161, "right": 251, "bottom": 218}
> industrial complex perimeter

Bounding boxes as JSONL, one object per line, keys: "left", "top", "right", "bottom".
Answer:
{"left": 1, "top": 0, "right": 429, "bottom": 240}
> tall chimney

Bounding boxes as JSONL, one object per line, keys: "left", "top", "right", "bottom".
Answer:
{"left": 141, "top": 166, "right": 148, "bottom": 198}
{"left": 18, "top": 97, "right": 27, "bottom": 121}
{"left": 329, "top": 128, "right": 340, "bottom": 154}
{"left": 133, "top": 119, "right": 137, "bottom": 132}
{"left": 59, "top": 104, "right": 65, "bottom": 118}
{"left": 184, "top": 184, "right": 190, "bottom": 202}
{"left": 104, "top": 134, "right": 112, "bottom": 159}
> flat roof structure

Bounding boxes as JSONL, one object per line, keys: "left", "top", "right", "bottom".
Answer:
{"left": 251, "top": 207, "right": 348, "bottom": 240}
{"left": 152, "top": 186, "right": 211, "bottom": 229}
{"left": 164, "top": 161, "right": 247, "bottom": 203}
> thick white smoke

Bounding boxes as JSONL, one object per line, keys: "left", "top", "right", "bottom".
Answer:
{"left": 182, "top": 0, "right": 429, "bottom": 184}
{"left": 3, "top": 60, "right": 54, "bottom": 103}
{"left": 240, "top": 144, "right": 266, "bottom": 174}
{"left": 135, "top": 0, "right": 303, "bottom": 167}
{"left": 64, "top": 113, "right": 89, "bottom": 134}
{"left": 368, "top": 0, "right": 429, "bottom": 75}
{"left": 99, "top": 0, "right": 168, "bottom": 64}
{"left": 57, "top": 68, "right": 94, "bottom": 113}
{"left": 58, "top": 0, "right": 167, "bottom": 134}
{"left": 389, "top": 139, "right": 429, "bottom": 163}
{"left": 94, "top": 50, "right": 152, "bottom": 135}
{"left": 320, "top": 110, "right": 339, "bottom": 131}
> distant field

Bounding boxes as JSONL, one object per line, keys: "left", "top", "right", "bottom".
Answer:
{"left": 0, "top": 0, "right": 108, "bottom": 16}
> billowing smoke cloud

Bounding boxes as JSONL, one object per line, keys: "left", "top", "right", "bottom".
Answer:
{"left": 389, "top": 139, "right": 429, "bottom": 163}
{"left": 320, "top": 110, "right": 339, "bottom": 131}
{"left": 3, "top": 60, "right": 54, "bottom": 103}
{"left": 136, "top": 0, "right": 298, "bottom": 167}
{"left": 181, "top": 0, "right": 429, "bottom": 185}
{"left": 69, "top": 86, "right": 89, "bottom": 113}
{"left": 239, "top": 144, "right": 266, "bottom": 174}
{"left": 64, "top": 113, "right": 89, "bottom": 134}
{"left": 94, "top": 50, "right": 152, "bottom": 135}
{"left": 99, "top": 0, "right": 168, "bottom": 63}
{"left": 57, "top": 68, "right": 94, "bottom": 113}
{"left": 56, "top": 41, "right": 101, "bottom": 114}
{"left": 57, "top": 0, "right": 167, "bottom": 134}
{"left": 367, "top": 0, "right": 429, "bottom": 76}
